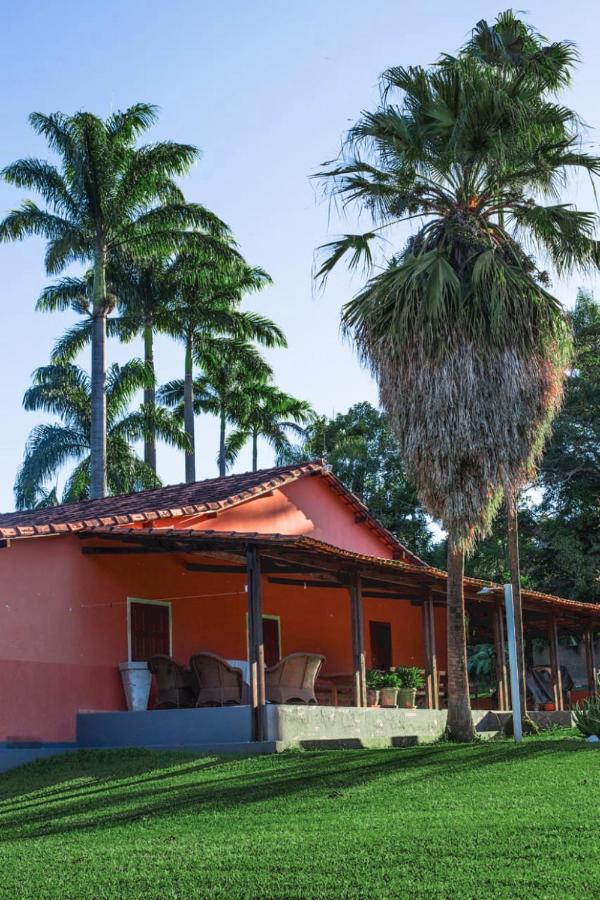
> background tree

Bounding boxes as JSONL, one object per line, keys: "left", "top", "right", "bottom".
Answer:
{"left": 15, "top": 361, "right": 187, "bottom": 507}
{"left": 317, "top": 41, "right": 596, "bottom": 738}
{"left": 163, "top": 247, "right": 283, "bottom": 482}
{"left": 223, "top": 377, "right": 314, "bottom": 472}
{"left": 1, "top": 103, "right": 225, "bottom": 498}
{"left": 281, "top": 402, "right": 433, "bottom": 558}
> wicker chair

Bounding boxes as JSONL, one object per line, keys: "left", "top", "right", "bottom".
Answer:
{"left": 266, "top": 653, "right": 325, "bottom": 704}
{"left": 147, "top": 655, "right": 196, "bottom": 709}
{"left": 190, "top": 652, "right": 246, "bottom": 707}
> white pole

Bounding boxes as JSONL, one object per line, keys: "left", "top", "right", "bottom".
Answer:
{"left": 504, "top": 583, "right": 522, "bottom": 742}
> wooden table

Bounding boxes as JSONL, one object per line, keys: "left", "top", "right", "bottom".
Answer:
{"left": 317, "top": 672, "right": 355, "bottom": 706}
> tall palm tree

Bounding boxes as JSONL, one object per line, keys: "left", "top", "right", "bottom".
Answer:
{"left": 317, "top": 54, "right": 598, "bottom": 739}
{"left": 15, "top": 361, "right": 188, "bottom": 508}
{"left": 163, "top": 248, "right": 285, "bottom": 481}
{"left": 160, "top": 339, "right": 275, "bottom": 477}
{"left": 1, "top": 103, "right": 226, "bottom": 498}
{"left": 223, "top": 377, "right": 314, "bottom": 471}
{"left": 458, "top": 10, "right": 579, "bottom": 725}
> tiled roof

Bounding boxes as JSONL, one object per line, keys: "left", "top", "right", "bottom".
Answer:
{"left": 84, "top": 527, "right": 600, "bottom": 619}
{"left": 0, "top": 461, "right": 417, "bottom": 560}
{"left": 0, "top": 463, "right": 322, "bottom": 537}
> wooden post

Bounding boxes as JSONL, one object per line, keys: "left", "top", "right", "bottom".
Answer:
{"left": 246, "top": 546, "right": 266, "bottom": 741}
{"left": 349, "top": 570, "right": 366, "bottom": 707}
{"left": 492, "top": 599, "right": 509, "bottom": 711}
{"left": 548, "top": 617, "right": 564, "bottom": 711}
{"left": 421, "top": 590, "right": 439, "bottom": 709}
{"left": 584, "top": 628, "right": 597, "bottom": 697}
{"left": 421, "top": 600, "right": 433, "bottom": 709}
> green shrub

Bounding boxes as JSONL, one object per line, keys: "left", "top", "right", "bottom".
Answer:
{"left": 573, "top": 696, "right": 600, "bottom": 738}
{"left": 394, "top": 666, "right": 424, "bottom": 690}
{"left": 379, "top": 671, "right": 402, "bottom": 688}
{"left": 366, "top": 669, "right": 384, "bottom": 689}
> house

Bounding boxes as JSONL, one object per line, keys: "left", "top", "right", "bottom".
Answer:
{"left": 0, "top": 461, "right": 598, "bottom": 765}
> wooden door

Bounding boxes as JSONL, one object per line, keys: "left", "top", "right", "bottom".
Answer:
{"left": 369, "top": 621, "right": 392, "bottom": 670}
{"left": 130, "top": 601, "right": 170, "bottom": 661}
{"left": 263, "top": 617, "right": 281, "bottom": 668}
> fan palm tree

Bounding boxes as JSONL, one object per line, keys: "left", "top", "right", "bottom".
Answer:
{"left": 317, "top": 54, "right": 599, "bottom": 739}
{"left": 223, "top": 378, "right": 314, "bottom": 471}
{"left": 163, "top": 247, "right": 285, "bottom": 481}
{"left": 1, "top": 103, "right": 226, "bottom": 498}
{"left": 160, "top": 339, "right": 275, "bottom": 477}
{"left": 15, "top": 360, "right": 189, "bottom": 509}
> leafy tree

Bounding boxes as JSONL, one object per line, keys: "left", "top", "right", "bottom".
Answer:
{"left": 160, "top": 339, "right": 275, "bottom": 478}
{"left": 163, "top": 248, "right": 285, "bottom": 481}
{"left": 224, "top": 378, "right": 314, "bottom": 472}
{"left": 1, "top": 104, "right": 224, "bottom": 498}
{"left": 15, "top": 361, "right": 187, "bottom": 508}
{"left": 280, "top": 403, "right": 433, "bottom": 558}
{"left": 317, "top": 33, "right": 597, "bottom": 738}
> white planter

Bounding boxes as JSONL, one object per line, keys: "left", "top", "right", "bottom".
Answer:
{"left": 119, "top": 661, "right": 152, "bottom": 711}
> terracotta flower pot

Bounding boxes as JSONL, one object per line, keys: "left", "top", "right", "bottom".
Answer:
{"left": 366, "top": 688, "right": 380, "bottom": 707}
{"left": 397, "top": 687, "right": 417, "bottom": 709}
{"left": 379, "top": 687, "right": 399, "bottom": 708}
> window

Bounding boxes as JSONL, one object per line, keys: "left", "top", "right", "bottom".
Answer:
{"left": 129, "top": 600, "right": 171, "bottom": 661}
{"left": 369, "top": 621, "right": 392, "bottom": 670}
{"left": 263, "top": 616, "right": 281, "bottom": 668}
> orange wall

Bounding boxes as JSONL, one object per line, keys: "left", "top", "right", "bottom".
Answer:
{"left": 0, "top": 534, "right": 431, "bottom": 743}
{"left": 147, "top": 477, "right": 396, "bottom": 559}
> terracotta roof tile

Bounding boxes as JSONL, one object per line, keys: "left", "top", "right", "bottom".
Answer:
{"left": 0, "top": 462, "right": 323, "bottom": 538}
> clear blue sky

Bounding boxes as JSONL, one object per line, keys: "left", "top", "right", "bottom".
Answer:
{"left": 1, "top": 0, "right": 599, "bottom": 511}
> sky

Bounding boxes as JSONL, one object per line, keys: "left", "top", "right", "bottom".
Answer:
{"left": 1, "top": 0, "right": 600, "bottom": 512}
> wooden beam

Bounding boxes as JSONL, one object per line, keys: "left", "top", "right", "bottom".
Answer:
{"left": 492, "top": 599, "right": 509, "bottom": 711}
{"left": 267, "top": 577, "right": 345, "bottom": 589}
{"left": 421, "top": 595, "right": 433, "bottom": 709}
{"left": 246, "top": 546, "right": 266, "bottom": 742}
{"left": 548, "top": 617, "right": 564, "bottom": 711}
{"left": 584, "top": 628, "right": 597, "bottom": 697}
{"left": 82, "top": 545, "right": 172, "bottom": 555}
{"left": 186, "top": 563, "right": 247, "bottom": 573}
{"left": 349, "top": 571, "right": 366, "bottom": 707}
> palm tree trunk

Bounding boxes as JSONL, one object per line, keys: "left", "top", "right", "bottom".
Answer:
{"left": 252, "top": 430, "right": 258, "bottom": 471}
{"left": 219, "top": 407, "right": 227, "bottom": 477}
{"left": 183, "top": 333, "right": 195, "bottom": 483}
{"left": 446, "top": 541, "right": 476, "bottom": 741}
{"left": 506, "top": 493, "right": 528, "bottom": 716}
{"left": 143, "top": 317, "right": 157, "bottom": 474}
{"left": 90, "top": 249, "right": 107, "bottom": 499}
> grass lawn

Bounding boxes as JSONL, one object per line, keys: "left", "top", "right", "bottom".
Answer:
{"left": 0, "top": 731, "right": 598, "bottom": 898}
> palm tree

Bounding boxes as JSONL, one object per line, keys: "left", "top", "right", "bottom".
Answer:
{"left": 223, "top": 377, "right": 314, "bottom": 471}
{"left": 1, "top": 103, "right": 226, "bottom": 498}
{"left": 317, "top": 53, "right": 598, "bottom": 739}
{"left": 15, "top": 360, "right": 188, "bottom": 508}
{"left": 163, "top": 247, "right": 285, "bottom": 481}
{"left": 160, "top": 339, "right": 275, "bottom": 477}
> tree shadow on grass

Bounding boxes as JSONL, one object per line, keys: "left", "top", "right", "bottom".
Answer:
{"left": 0, "top": 738, "right": 592, "bottom": 842}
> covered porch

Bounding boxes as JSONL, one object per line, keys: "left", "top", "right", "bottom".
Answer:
{"left": 78, "top": 525, "right": 598, "bottom": 749}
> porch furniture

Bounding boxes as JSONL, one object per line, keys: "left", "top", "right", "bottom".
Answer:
{"left": 190, "top": 652, "right": 246, "bottom": 706}
{"left": 317, "top": 672, "right": 355, "bottom": 706}
{"left": 147, "top": 655, "right": 196, "bottom": 709}
{"left": 266, "top": 652, "right": 325, "bottom": 704}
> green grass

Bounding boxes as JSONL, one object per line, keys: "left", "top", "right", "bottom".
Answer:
{"left": 0, "top": 732, "right": 598, "bottom": 898}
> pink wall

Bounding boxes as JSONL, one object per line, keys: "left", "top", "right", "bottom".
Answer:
{"left": 186, "top": 476, "right": 396, "bottom": 558}
{"left": 0, "top": 533, "right": 428, "bottom": 743}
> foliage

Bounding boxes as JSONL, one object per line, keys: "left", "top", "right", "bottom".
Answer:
{"left": 573, "top": 695, "right": 600, "bottom": 737}
{"left": 279, "top": 402, "right": 433, "bottom": 558}
{"left": 394, "top": 666, "right": 424, "bottom": 689}
{"left": 467, "top": 644, "right": 496, "bottom": 684}
{"left": 378, "top": 671, "right": 401, "bottom": 688}
{"left": 14, "top": 362, "right": 187, "bottom": 507}
{"left": 365, "top": 669, "right": 384, "bottom": 689}
{"left": 1, "top": 103, "right": 220, "bottom": 497}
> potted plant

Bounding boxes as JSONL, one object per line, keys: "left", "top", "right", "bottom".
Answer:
{"left": 379, "top": 671, "right": 401, "bottom": 707}
{"left": 395, "top": 666, "right": 424, "bottom": 709}
{"left": 366, "top": 669, "right": 383, "bottom": 706}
